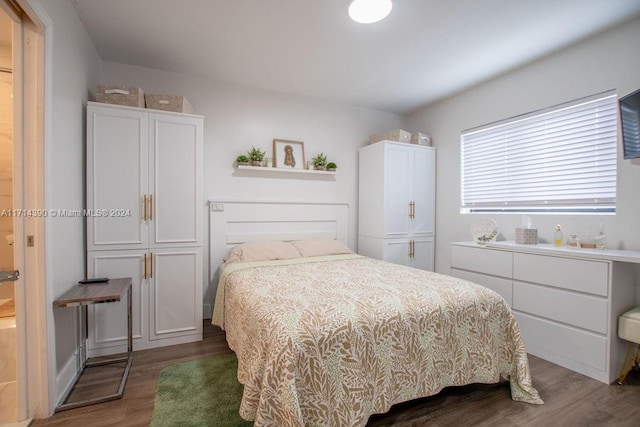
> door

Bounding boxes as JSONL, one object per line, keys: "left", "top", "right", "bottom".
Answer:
{"left": 86, "top": 104, "right": 149, "bottom": 251}
{"left": 384, "top": 144, "right": 436, "bottom": 238}
{"left": 384, "top": 144, "right": 412, "bottom": 237}
{"left": 0, "top": 5, "right": 21, "bottom": 424}
{"left": 149, "top": 247, "right": 202, "bottom": 341}
{"left": 411, "top": 238, "right": 435, "bottom": 271}
{"left": 0, "top": 0, "right": 48, "bottom": 420}
{"left": 148, "top": 113, "right": 202, "bottom": 247}
{"left": 411, "top": 148, "right": 435, "bottom": 236}
{"left": 382, "top": 238, "right": 435, "bottom": 271}
{"left": 382, "top": 239, "right": 411, "bottom": 267}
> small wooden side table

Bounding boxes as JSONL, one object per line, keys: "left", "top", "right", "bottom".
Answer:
{"left": 53, "top": 277, "right": 133, "bottom": 412}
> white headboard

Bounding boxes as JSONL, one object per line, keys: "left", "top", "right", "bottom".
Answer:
{"left": 208, "top": 200, "right": 349, "bottom": 286}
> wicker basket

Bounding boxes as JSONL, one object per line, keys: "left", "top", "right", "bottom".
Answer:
{"left": 369, "top": 129, "right": 412, "bottom": 145}
{"left": 411, "top": 132, "right": 431, "bottom": 146}
{"left": 95, "top": 85, "right": 145, "bottom": 108}
{"left": 145, "top": 94, "right": 195, "bottom": 114}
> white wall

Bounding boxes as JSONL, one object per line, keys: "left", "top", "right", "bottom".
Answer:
{"left": 38, "top": 0, "right": 102, "bottom": 399}
{"left": 101, "top": 60, "right": 405, "bottom": 312}
{"left": 407, "top": 17, "right": 640, "bottom": 287}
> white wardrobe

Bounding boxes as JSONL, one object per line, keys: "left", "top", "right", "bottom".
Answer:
{"left": 358, "top": 141, "right": 436, "bottom": 271}
{"left": 85, "top": 102, "right": 203, "bottom": 356}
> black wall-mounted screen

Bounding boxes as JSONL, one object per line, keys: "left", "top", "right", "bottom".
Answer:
{"left": 619, "top": 88, "right": 640, "bottom": 160}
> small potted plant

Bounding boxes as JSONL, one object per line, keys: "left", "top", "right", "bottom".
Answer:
{"left": 326, "top": 162, "right": 337, "bottom": 171}
{"left": 236, "top": 154, "right": 250, "bottom": 166}
{"left": 312, "top": 152, "right": 327, "bottom": 170}
{"left": 247, "top": 146, "right": 266, "bottom": 166}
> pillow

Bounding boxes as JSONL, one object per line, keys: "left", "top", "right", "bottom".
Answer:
{"left": 290, "top": 239, "right": 352, "bottom": 257}
{"left": 223, "top": 241, "right": 301, "bottom": 264}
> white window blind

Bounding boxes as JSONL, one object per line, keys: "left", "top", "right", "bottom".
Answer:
{"left": 461, "top": 91, "right": 617, "bottom": 213}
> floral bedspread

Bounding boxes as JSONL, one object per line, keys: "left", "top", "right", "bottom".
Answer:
{"left": 212, "top": 254, "right": 542, "bottom": 426}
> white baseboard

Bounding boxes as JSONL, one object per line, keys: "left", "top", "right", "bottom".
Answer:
{"left": 55, "top": 352, "right": 78, "bottom": 406}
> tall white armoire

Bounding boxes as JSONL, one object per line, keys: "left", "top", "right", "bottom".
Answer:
{"left": 358, "top": 140, "right": 436, "bottom": 271}
{"left": 85, "top": 101, "right": 203, "bottom": 357}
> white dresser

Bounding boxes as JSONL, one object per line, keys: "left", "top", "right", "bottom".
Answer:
{"left": 451, "top": 241, "right": 640, "bottom": 384}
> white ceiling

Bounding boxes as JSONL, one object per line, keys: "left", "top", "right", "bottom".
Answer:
{"left": 70, "top": 0, "right": 640, "bottom": 114}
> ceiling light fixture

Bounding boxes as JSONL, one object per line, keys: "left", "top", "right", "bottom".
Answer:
{"left": 348, "top": 0, "right": 393, "bottom": 24}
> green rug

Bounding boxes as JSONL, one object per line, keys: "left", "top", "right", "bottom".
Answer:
{"left": 151, "top": 354, "right": 253, "bottom": 427}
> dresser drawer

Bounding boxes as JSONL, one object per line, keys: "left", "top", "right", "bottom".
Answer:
{"left": 451, "top": 268, "right": 512, "bottom": 306}
{"left": 513, "top": 253, "right": 609, "bottom": 296}
{"left": 451, "top": 245, "right": 512, "bottom": 278}
{"left": 513, "top": 281, "right": 607, "bottom": 334}
{"left": 514, "top": 312, "right": 607, "bottom": 373}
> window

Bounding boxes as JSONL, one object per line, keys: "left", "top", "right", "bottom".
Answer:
{"left": 460, "top": 90, "right": 617, "bottom": 213}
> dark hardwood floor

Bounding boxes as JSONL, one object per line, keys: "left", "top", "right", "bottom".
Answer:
{"left": 32, "top": 321, "right": 640, "bottom": 426}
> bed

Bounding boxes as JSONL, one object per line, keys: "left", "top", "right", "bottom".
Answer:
{"left": 211, "top": 235, "right": 543, "bottom": 426}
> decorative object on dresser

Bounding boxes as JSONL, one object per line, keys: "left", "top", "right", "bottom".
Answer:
{"left": 515, "top": 228, "right": 538, "bottom": 244}
{"left": 450, "top": 241, "right": 640, "bottom": 384}
{"left": 515, "top": 215, "right": 537, "bottom": 244}
{"left": 470, "top": 219, "right": 498, "bottom": 245}
{"left": 85, "top": 101, "right": 203, "bottom": 357}
{"left": 358, "top": 141, "right": 436, "bottom": 271}
{"left": 553, "top": 224, "right": 563, "bottom": 247}
{"left": 273, "top": 139, "right": 305, "bottom": 169}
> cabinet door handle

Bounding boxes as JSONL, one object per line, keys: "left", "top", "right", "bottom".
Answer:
{"left": 408, "top": 201, "right": 415, "bottom": 219}
{"left": 149, "top": 252, "right": 153, "bottom": 278}
{"left": 143, "top": 253, "right": 147, "bottom": 279}
{"left": 149, "top": 194, "right": 153, "bottom": 221}
{"left": 143, "top": 194, "right": 148, "bottom": 221}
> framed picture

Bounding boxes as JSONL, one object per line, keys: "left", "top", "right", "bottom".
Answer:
{"left": 273, "top": 139, "right": 305, "bottom": 170}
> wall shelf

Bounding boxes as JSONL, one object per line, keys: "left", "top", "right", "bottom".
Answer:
{"left": 234, "top": 165, "right": 337, "bottom": 180}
